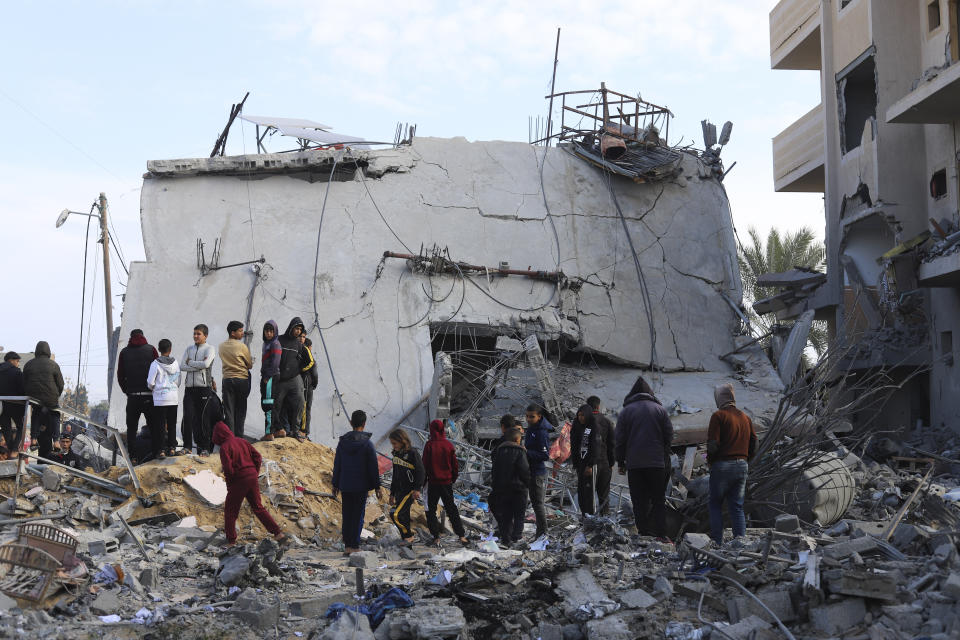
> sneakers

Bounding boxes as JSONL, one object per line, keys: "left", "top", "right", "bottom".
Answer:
{"left": 261, "top": 434, "right": 274, "bottom": 442}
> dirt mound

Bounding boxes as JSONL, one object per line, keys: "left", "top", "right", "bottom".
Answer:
{"left": 108, "top": 437, "right": 391, "bottom": 541}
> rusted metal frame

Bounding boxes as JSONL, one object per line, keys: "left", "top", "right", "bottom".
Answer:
{"left": 382, "top": 251, "right": 564, "bottom": 283}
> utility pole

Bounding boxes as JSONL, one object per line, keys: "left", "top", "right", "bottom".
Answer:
{"left": 98, "top": 192, "right": 115, "bottom": 395}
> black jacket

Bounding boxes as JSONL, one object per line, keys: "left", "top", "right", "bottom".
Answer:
{"left": 117, "top": 336, "right": 158, "bottom": 395}
{"left": 615, "top": 392, "right": 673, "bottom": 470}
{"left": 332, "top": 430, "right": 380, "bottom": 493}
{"left": 595, "top": 412, "right": 617, "bottom": 468}
{"left": 0, "top": 362, "right": 25, "bottom": 409}
{"left": 277, "top": 317, "right": 307, "bottom": 382}
{"left": 22, "top": 342, "right": 64, "bottom": 409}
{"left": 571, "top": 413, "right": 608, "bottom": 472}
{"left": 390, "top": 447, "right": 425, "bottom": 498}
{"left": 491, "top": 440, "right": 530, "bottom": 497}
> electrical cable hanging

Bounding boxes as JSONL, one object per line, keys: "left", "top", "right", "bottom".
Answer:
{"left": 603, "top": 170, "right": 661, "bottom": 371}
{"left": 75, "top": 213, "right": 92, "bottom": 389}
{"left": 310, "top": 156, "right": 350, "bottom": 421}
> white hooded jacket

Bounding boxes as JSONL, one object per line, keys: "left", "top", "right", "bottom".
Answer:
{"left": 147, "top": 356, "right": 182, "bottom": 406}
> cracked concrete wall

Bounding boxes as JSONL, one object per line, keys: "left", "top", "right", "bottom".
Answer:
{"left": 111, "top": 137, "right": 744, "bottom": 444}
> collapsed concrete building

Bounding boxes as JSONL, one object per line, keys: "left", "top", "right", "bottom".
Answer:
{"left": 108, "top": 87, "right": 780, "bottom": 447}
{"left": 769, "top": 0, "right": 960, "bottom": 433}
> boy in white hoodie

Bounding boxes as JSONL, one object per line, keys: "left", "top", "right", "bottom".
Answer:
{"left": 147, "top": 338, "right": 182, "bottom": 458}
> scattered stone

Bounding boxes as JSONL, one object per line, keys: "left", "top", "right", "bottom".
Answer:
{"left": 824, "top": 535, "right": 879, "bottom": 559}
{"left": 810, "top": 597, "right": 866, "bottom": 636}
{"left": 774, "top": 514, "right": 800, "bottom": 534}
{"left": 322, "top": 609, "right": 374, "bottom": 639}
{"left": 139, "top": 567, "right": 159, "bottom": 590}
{"left": 943, "top": 572, "right": 960, "bottom": 601}
{"left": 682, "top": 532, "right": 712, "bottom": 549}
{"left": 229, "top": 587, "right": 279, "bottom": 628}
{"left": 42, "top": 466, "right": 61, "bottom": 491}
{"left": 90, "top": 589, "right": 121, "bottom": 616}
{"left": 724, "top": 614, "right": 778, "bottom": 640}
{"left": 398, "top": 546, "right": 417, "bottom": 560}
{"left": 87, "top": 536, "right": 120, "bottom": 556}
{"left": 653, "top": 575, "right": 673, "bottom": 597}
{"left": 348, "top": 550, "right": 379, "bottom": 569}
{"left": 0, "top": 592, "right": 17, "bottom": 611}
{"left": 728, "top": 590, "right": 797, "bottom": 623}
{"left": 582, "top": 552, "right": 604, "bottom": 568}
{"left": 537, "top": 622, "right": 564, "bottom": 640}
{"left": 585, "top": 613, "right": 633, "bottom": 640}
{"left": 387, "top": 603, "right": 466, "bottom": 639}
{"left": 555, "top": 569, "right": 611, "bottom": 619}
{"left": 823, "top": 568, "right": 897, "bottom": 602}
{"left": 217, "top": 553, "right": 251, "bottom": 586}
{"left": 619, "top": 588, "right": 657, "bottom": 609}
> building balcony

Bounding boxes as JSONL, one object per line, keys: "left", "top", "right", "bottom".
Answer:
{"left": 772, "top": 103, "right": 826, "bottom": 192}
{"left": 919, "top": 251, "right": 960, "bottom": 287}
{"left": 887, "top": 62, "right": 960, "bottom": 124}
{"left": 770, "top": 0, "right": 822, "bottom": 70}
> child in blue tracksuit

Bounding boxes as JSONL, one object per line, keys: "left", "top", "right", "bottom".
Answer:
{"left": 524, "top": 404, "right": 554, "bottom": 539}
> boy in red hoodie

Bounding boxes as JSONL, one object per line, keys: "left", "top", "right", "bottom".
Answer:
{"left": 212, "top": 421, "right": 286, "bottom": 545}
{"left": 422, "top": 419, "right": 468, "bottom": 545}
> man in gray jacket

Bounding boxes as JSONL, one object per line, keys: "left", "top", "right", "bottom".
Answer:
{"left": 614, "top": 376, "right": 673, "bottom": 541}
{"left": 180, "top": 324, "right": 216, "bottom": 455}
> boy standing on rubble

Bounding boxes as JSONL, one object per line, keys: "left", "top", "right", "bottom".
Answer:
{"left": 212, "top": 421, "right": 286, "bottom": 546}
{"left": 275, "top": 317, "right": 310, "bottom": 441}
{"left": 332, "top": 410, "right": 382, "bottom": 553}
{"left": 388, "top": 428, "right": 425, "bottom": 545}
{"left": 299, "top": 336, "right": 318, "bottom": 438}
{"left": 218, "top": 321, "right": 253, "bottom": 437}
{"left": 181, "top": 324, "right": 216, "bottom": 456}
{"left": 706, "top": 383, "right": 757, "bottom": 547}
{"left": 422, "top": 419, "right": 469, "bottom": 546}
{"left": 260, "top": 320, "right": 282, "bottom": 441}
{"left": 524, "top": 404, "right": 554, "bottom": 540}
{"left": 490, "top": 426, "right": 530, "bottom": 548}
{"left": 147, "top": 338, "right": 181, "bottom": 458}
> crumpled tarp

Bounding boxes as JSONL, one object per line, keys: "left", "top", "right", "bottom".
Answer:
{"left": 325, "top": 586, "right": 414, "bottom": 628}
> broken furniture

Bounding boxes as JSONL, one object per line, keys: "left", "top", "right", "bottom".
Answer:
{"left": 0, "top": 543, "right": 59, "bottom": 602}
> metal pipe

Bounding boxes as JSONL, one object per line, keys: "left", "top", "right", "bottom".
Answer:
{"left": 382, "top": 251, "right": 564, "bottom": 282}
{"left": 23, "top": 456, "right": 130, "bottom": 496}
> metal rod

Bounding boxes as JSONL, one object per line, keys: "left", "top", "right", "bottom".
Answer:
{"left": 22, "top": 455, "right": 130, "bottom": 496}
{"left": 544, "top": 27, "right": 560, "bottom": 146}
{"left": 207, "top": 256, "right": 266, "bottom": 272}
{"left": 382, "top": 251, "right": 563, "bottom": 282}
{"left": 0, "top": 513, "right": 67, "bottom": 527}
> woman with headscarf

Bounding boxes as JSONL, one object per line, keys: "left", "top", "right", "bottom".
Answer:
{"left": 614, "top": 376, "right": 674, "bottom": 540}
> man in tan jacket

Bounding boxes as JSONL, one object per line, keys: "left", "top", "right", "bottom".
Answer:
{"left": 218, "top": 321, "right": 253, "bottom": 437}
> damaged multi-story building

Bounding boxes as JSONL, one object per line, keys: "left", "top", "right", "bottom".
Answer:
{"left": 107, "top": 87, "right": 783, "bottom": 447}
{"left": 769, "top": 0, "right": 960, "bottom": 432}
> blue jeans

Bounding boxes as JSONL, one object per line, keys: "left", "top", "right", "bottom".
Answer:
{"left": 709, "top": 459, "right": 748, "bottom": 544}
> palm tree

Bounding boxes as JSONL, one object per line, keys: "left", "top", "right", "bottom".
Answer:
{"left": 738, "top": 226, "right": 828, "bottom": 359}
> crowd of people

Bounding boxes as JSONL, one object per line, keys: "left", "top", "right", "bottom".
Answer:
{"left": 1, "top": 326, "right": 756, "bottom": 551}
{"left": 329, "top": 375, "right": 757, "bottom": 552}
{"left": 113, "top": 317, "right": 318, "bottom": 463}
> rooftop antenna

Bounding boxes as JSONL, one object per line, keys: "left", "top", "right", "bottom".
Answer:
{"left": 545, "top": 27, "right": 560, "bottom": 146}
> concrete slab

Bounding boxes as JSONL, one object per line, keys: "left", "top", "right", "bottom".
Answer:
{"left": 183, "top": 469, "right": 227, "bottom": 506}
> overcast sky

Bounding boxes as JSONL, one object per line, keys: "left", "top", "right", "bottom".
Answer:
{"left": 0, "top": 1, "right": 823, "bottom": 403}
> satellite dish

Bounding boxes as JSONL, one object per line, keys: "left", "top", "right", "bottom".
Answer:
{"left": 56, "top": 209, "right": 71, "bottom": 228}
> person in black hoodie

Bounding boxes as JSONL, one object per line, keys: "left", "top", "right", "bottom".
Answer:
{"left": 490, "top": 427, "right": 530, "bottom": 547}
{"left": 275, "top": 317, "right": 308, "bottom": 441}
{"left": 388, "top": 428, "right": 425, "bottom": 545}
{"left": 615, "top": 376, "right": 673, "bottom": 540}
{"left": 117, "top": 329, "right": 159, "bottom": 463}
{"left": 587, "top": 396, "right": 616, "bottom": 515}
{"left": 570, "top": 404, "right": 608, "bottom": 518}
{"left": 332, "top": 410, "right": 382, "bottom": 553}
{"left": 298, "top": 336, "right": 318, "bottom": 438}
{"left": 22, "top": 341, "right": 64, "bottom": 459}
{"left": 0, "top": 352, "right": 25, "bottom": 453}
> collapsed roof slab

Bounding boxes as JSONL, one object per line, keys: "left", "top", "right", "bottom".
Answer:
{"left": 115, "top": 137, "right": 746, "bottom": 445}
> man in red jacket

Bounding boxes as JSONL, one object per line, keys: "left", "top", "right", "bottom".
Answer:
{"left": 212, "top": 422, "right": 286, "bottom": 545}
{"left": 422, "top": 419, "right": 468, "bottom": 545}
